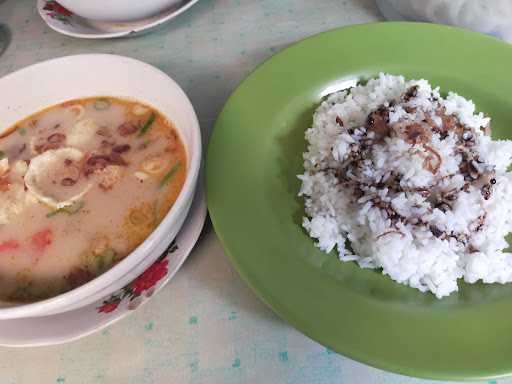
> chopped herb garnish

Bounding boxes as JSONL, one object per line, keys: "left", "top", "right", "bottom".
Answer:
{"left": 18, "top": 128, "right": 27, "bottom": 136}
{"left": 95, "top": 248, "right": 117, "bottom": 273}
{"left": 46, "top": 210, "right": 59, "bottom": 218}
{"left": 0, "top": 151, "right": 4, "bottom": 160}
{"left": 47, "top": 200, "right": 85, "bottom": 218}
{"left": 159, "top": 163, "right": 180, "bottom": 188}
{"left": 138, "top": 112, "right": 156, "bottom": 137}
{"left": 94, "top": 99, "right": 111, "bottom": 111}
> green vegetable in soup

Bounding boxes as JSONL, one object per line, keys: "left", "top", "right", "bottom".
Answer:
{"left": 47, "top": 200, "right": 85, "bottom": 218}
{"left": 8, "top": 285, "right": 31, "bottom": 302}
{"left": 138, "top": 112, "right": 156, "bottom": 137}
{"left": 65, "top": 200, "right": 85, "bottom": 214}
{"left": 159, "top": 163, "right": 180, "bottom": 188}
{"left": 0, "top": 151, "right": 4, "bottom": 160}
{"left": 8, "top": 281, "right": 58, "bottom": 303}
{"left": 95, "top": 248, "right": 117, "bottom": 274}
{"left": 93, "top": 99, "right": 111, "bottom": 111}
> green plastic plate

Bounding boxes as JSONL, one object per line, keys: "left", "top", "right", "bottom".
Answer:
{"left": 207, "top": 22, "right": 512, "bottom": 380}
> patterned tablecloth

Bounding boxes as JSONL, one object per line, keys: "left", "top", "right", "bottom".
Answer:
{"left": 0, "top": 1, "right": 508, "bottom": 383}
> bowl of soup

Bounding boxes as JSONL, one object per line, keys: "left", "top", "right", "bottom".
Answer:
{"left": 0, "top": 54, "right": 201, "bottom": 319}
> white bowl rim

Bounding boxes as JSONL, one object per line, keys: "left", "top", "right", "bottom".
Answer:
{"left": 0, "top": 54, "right": 202, "bottom": 318}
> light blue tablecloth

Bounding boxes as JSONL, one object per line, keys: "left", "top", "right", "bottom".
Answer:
{"left": 0, "top": 1, "right": 508, "bottom": 383}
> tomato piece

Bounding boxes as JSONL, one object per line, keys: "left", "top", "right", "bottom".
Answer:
{"left": 0, "top": 240, "right": 20, "bottom": 252}
{"left": 31, "top": 229, "right": 53, "bottom": 251}
{"left": 0, "top": 177, "right": 10, "bottom": 192}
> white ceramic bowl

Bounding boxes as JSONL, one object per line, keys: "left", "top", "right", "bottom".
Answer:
{"left": 57, "top": 0, "right": 182, "bottom": 22}
{"left": 0, "top": 54, "right": 201, "bottom": 319}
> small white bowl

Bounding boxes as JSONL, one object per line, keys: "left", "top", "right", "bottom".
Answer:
{"left": 0, "top": 54, "right": 201, "bottom": 319}
{"left": 57, "top": 0, "right": 183, "bottom": 22}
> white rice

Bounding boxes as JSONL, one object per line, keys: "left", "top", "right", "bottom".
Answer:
{"left": 299, "top": 73, "right": 512, "bottom": 298}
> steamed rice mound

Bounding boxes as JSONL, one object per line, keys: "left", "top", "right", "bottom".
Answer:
{"left": 299, "top": 73, "right": 512, "bottom": 298}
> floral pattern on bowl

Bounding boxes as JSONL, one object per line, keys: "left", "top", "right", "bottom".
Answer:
{"left": 42, "top": 0, "right": 73, "bottom": 25}
{"left": 97, "top": 241, "right": 177, "bottom": 314}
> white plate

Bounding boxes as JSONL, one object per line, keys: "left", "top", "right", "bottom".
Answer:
{"left": 37, "top": 0, "right": 200, "bottom": 39}
{"left": 0, "top": 181, "right": 206, "bottom": 347}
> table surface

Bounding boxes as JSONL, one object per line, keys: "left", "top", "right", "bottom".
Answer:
{"left": 0, "top": 1, "right": 508, "bottom": 383}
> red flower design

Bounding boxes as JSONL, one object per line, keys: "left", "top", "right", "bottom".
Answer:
{"left": 131, "top": 259, "right": 169, "bottom": 295}
{"left": 43, "top": 1, "right": 72, "bottom": 16}
{"left": 96, "top": 240, "right": 177, "bottom": 315}
{"left": 97, "top": 300, "right": 120, "bottom": 314}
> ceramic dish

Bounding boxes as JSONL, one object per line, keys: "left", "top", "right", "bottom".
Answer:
{"left": 0, "top": 181, "right": 206, "bottom": 347}
{"left": 37, "top": 0, "right": 200, "bottom": 39}
{"left": 207, "top": 22, "right": 512, "bottom": 380}
{"left": 57, "top": 0, "right": 183, "bottom": 22}
{"left": 0, "top": 54, "right": 201, "bottom": 320}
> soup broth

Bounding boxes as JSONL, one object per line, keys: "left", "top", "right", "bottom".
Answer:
{"left": 0, "top": 97, "right": 187, "bottom": 302}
